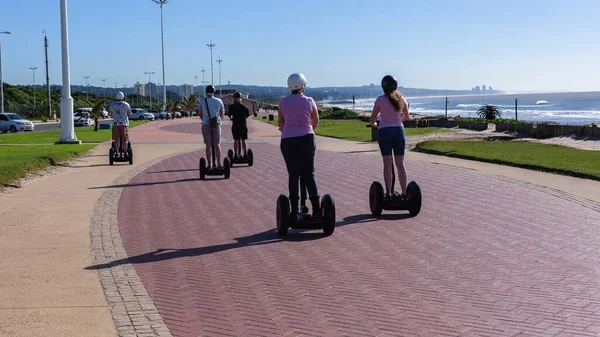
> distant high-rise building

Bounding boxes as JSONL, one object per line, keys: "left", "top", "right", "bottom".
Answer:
{"left": 134, "top": 82, "right": 146, "bottom": 97}
{"left": 489, "top": 86, "right": 493, "bottom": 91}
{"left": 145, "top": 82, "right": 157, "bottom": 96}
{"left": 179, "top": 84, "right": 194, "bottom": 98}
{"left": 482, "top": 85, "right": 487, "bottom": 91}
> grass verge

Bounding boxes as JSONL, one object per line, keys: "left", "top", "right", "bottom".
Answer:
{"left": 0, "top": 121, "right": 147, "bottom": 187}
{"left": 0, "top": 120, "right": 148, "bottom": 144}
{"left": 0, "top": 145, "right": 96, "bottom": 187}
{"left": 414, "top": 140, "right": 600, "bottom": 180}
{"left": 253, "top": 117, "right": 449, "bottom": 142}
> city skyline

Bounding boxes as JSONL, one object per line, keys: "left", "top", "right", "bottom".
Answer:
{"left": 1, "top": 0, "right": 599, "bottom": 92}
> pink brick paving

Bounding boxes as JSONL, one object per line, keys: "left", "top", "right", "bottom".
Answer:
{"left": 101, "top": 121, "right": 600, "bottom": 337}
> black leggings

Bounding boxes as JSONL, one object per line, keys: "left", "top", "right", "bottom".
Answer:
{"left": 280, "top": 134, "right": 319, "bottom": 203}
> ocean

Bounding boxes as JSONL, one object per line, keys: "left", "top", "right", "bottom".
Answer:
{"left": 328, "top": 91, "right": 600, "bottom": 125}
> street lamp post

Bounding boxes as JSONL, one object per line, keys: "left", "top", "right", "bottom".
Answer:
{"left": 0, "top": 31, "right": 12, "bottom": 114}
{"left": 206, "top": 39, "right": 215, "bottom": 85}
{"left": 216, "top": 57, "right": 223, "bottom": 97}
{"left": 145, "top": 71, "right": 155, "bottom": 109}
{"left": 29, "top": 67, "right": 37, "bottom": 114}
{"left": 151, "top": 0, "right": 168, "bottom": 110}
{"left": 84, "top": 76, "right": 90, "bottom": 101}
{"left": 43, "top": 29, "right": 52, "bottom": 118}
{"left": 194, "top": 75, "right": 198, "bottom": 95}
{"left": 58, "top": 0, "right": 79, "bottom": 144}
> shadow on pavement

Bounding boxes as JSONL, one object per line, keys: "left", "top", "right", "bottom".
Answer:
{"left": 85, "top": 227, "right": 325, "bottom": 270}
{"left": 88, "top": 177, "right": 201, "bottom": 189}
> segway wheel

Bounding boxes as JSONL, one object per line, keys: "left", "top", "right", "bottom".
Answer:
{"left": 276, "top": 194, "right": 290, "bottom": 237}
{"left": 128, "top": 148, "right": 133, "bottom": 165}
{"left": 247, "top": 149, "right": 254, "bottom": 167}
{"left": 369, "top": 181, "right": 384, "bottom": 216}
{"left": 223, "top": 158, "right": 231, "bottom": 179}
{"left": 227, "top": 149, "right": 234, "bottom": 166}
{"left": 109, "top": 148, "right": 115, "bottom": 166}
{"left": 407, "top": 181, "right": 422, "bottom": 216}
{"left": 321, "top": 194, "right": 336, "bottom": 236}
{"left": 199, "top": 157, "right": 207, "bottom": 180}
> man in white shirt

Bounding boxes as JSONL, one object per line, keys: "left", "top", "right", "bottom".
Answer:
{"left": 198, "top": 85, "right": 225, "bottom": 169}
{"left": 109, "top": 91, "right": 132, "bottom": 154}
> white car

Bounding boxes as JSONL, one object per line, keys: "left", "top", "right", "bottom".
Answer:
{"left": 76, "top": 107, "right": 108, "bottom": 118}
{"left": 0, "top": 113, "right": 35, "bottom": 133}
{"left": 73, "top": 111, "right": 95, "bottom": 127}
{"left": 130, "top": 108, "right": 155, "bottom": 121}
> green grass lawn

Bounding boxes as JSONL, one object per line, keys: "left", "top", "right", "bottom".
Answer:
{"left": 253, "top": 117, "right": 449, "bottom": 142}
{"left": 0, "top": 120, "right": 147, "bottom": 187}
{"left": 0, "top": 145, "right": 96, "bottom": 187}
{"left": 415, "top": 140, "right": 600, "bottom": 180}
{"left": 0, "top": 120, "right": 147, "bottom": 144}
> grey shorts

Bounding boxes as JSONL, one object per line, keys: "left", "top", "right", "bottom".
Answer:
{"left": 202, "top": 124, "right": 221, "bottom": 145}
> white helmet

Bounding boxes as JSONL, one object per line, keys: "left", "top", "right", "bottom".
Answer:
{"left": 116, "top": 91, "right": 125, "bottom": 100}
{"left": 287, "top": 73, "right": 307, "bottom": 91}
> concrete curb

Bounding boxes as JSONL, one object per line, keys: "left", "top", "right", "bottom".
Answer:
{"left": 90, "top": 148, "right": 199, "bottom": 337}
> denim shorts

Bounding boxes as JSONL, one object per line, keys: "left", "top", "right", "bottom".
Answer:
{"left": 377, "top": 126, "right": 406, "bottom": 156}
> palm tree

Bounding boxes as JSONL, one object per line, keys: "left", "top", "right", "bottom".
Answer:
{"left": 182, "top": 94, "right": 199, "bottom": 117}
{"left": 86, "top": 98, "right": 106, "bottom": 131}
{"left": 477, "top": 104, "right": 502, "bottom": 120}
{"left": 165, "top": 99, "right": 181, "bottom": 119}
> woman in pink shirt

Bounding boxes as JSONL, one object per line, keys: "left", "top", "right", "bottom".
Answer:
{"left": 278, "top": 73, "right": 321, "bottom": 220}
{"left": 370, "top": 75, "right": 410, "bottom": 199}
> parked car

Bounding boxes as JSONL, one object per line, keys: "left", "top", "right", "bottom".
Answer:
{"left": 76, "top": 107, "right": 108, "bottom": 118}
{"left": 149, "top": 110, "right": 167, "bottom": 119}
{"left": 73, "top": 111, "right": 95, "bottom": 127}
{"left": 0, "top": 113, "right": 35, "bottom": 133}
{"left": 130, "top": 108, "right": 155, "bottom": 121}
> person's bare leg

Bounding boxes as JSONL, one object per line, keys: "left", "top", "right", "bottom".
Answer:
{"left": 394, "top": 155, "right": 408, "bottom": 195}
{"left": 233, "top": 138, "right": 239, "bottom": 154}
{"left": 216, "top": 144, "right": 222, "bottom": 167}
{"left": 242, "top": 139, "right": 247, "bottom": 154}
{"left": 205, "top": 145, "right": 212, "bottom": 167}
{"left": 382, "top": 155, "right": 393, "bottom": 195}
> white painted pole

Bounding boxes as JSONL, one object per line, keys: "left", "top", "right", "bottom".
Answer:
{"left": 58, "top": 0, "right": 79, "bottom": 143}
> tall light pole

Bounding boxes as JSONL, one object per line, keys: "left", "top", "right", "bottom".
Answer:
{"left": 145, "top": 71, "right": 154, "bottom": 109}
{"left": 200, "top": 67, "right": 206, "bottom": 97}
{"left": 58, "top": 0, "right": 79, "bottom": 144}
{"left": 216, "top": 57, "right": 223, "bottom": 97}
{"left": 43, "top": 29, "right": 51, "bottom": 117}
{"left": 194, "top": 75, "right": 198, "bottom": 95}
{"left": 0, "top": 31, "right": 12, "bottom": 114}
{"left": 101, "top": 78, "right": 106, "bottom": 98}
{"left": 151, "top": 0, "right": 168, "bottom": 110}
{"left": 83, "top": 76, "right": 90, "bottom": 101}
{"left": 206, "top": 39, "right": 215, "bottom": 85}
{"left": 29, "top": 67, "right": 37, "bottom": 114}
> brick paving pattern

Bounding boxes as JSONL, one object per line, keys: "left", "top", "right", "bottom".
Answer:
{"left": 107, "top": 122, "right": 600, "bottom": 337}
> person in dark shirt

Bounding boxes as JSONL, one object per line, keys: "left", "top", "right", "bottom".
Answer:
{"left": 227, "top": 92, "right": 250, "bottom": 158}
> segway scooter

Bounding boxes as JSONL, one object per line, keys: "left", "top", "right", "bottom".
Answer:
{"left": 109, "top": 129, "right": 133, "bottom": 166}
{"left": 199, "top": 136, "right": 231, "bottom": 180}
{"left": 276, "top": 176, "right": 336, "bottom": 237}
{"left": 227, "top": 139, "right": 253, "bottom": 167}
{"left": 369, "top": 164, "right": 422, "bottom": 216}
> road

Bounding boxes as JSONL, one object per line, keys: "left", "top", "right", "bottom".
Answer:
{"left": 33, "top": 119, "right": 113, "bottom": 132}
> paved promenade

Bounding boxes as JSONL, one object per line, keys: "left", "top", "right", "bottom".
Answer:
{"left": 2, "top": 118, "right": 600, "bottom": 336}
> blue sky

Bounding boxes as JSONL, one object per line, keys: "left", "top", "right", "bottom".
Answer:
{"left": 0, "top": 0, "right": 598, "bottom": 92}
